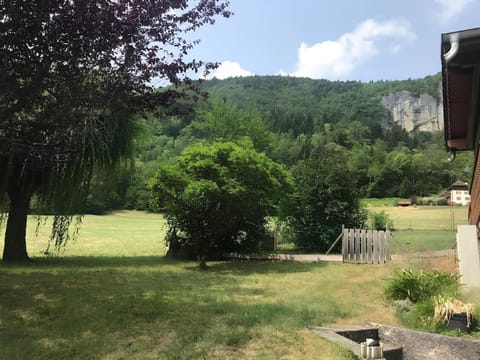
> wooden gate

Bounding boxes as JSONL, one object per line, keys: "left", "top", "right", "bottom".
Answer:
{"left": 342, "top": 228, "right": 391, "bottom": 264}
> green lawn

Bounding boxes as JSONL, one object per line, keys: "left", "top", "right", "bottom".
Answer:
{"left": 2, "top": 211, "right": 168, "bottom": 258}
{"left": 1, "top": 257, "right": 384, "bottom": 359}
{"left": 1, "top": 211, "right": 389, "bottom": 359}
{"left": 0, "top": 208, "right": 475, "bottom": 359}
{"left": 277, "top": 205, "right": 467, "bottom": 254}
{"left": 373, "top": 206, "right": 468, "bottom": 253}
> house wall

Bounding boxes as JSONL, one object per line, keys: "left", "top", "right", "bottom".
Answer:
{"left": 456, "top": 225, "right": 480, "bottom": 288}
{"left": 450, "top": 189, "right": 471, "bottom": 206}
{"left": 469, "top": 151, "right": 480, "bottom": 225}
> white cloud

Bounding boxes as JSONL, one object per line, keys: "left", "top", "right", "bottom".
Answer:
{"left": 207, "top": 61, "right": 254, "bottom": 79}
{"left": 434, "top": 0, "right": 473, "bottom": 23}
{"left": 292, "top": 19, "right": 416, "bottom": 80}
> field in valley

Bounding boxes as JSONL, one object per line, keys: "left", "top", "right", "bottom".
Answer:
{"left": 0, "top": 207, "right": 474, "bottom": 359}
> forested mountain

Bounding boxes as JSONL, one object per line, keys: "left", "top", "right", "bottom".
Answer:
{"left": 84, "top": 74, "right": 473, "bottom": 213}
{"left": 202, "top": 74, "right": 442, "bottom": 135}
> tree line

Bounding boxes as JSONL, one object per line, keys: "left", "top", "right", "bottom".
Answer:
{"left": 84, "top": 94, "right": 471, "bottom": 266}
{"left": 0, "top": 0, "right": 470, "bottom": 264}
{"left": 85, "top": 75, "right": 471, "bottom": 214}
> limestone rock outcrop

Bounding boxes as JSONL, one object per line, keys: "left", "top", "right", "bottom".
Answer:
{"left": 381, "top": 90, "right": 444, "bottom": 132}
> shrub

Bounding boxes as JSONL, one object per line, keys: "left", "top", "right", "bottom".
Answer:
{"left": 150, "top": 141, "right": 293, "bottom": 267}
{"left": 437, "top": 199, "right": 449, "bottom": 206}
{"left": 284, "top": 143, "right": 366, "bottom": 252}
{"left": 385, "top": 268, "right": 458, "bottom": 303}
{"left": 369, "top": 210, "right": 394, "bottom": 231}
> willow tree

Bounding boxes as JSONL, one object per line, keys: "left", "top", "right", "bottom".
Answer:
{"left": 0, "top": 0, "right": 231, "bottom": 261}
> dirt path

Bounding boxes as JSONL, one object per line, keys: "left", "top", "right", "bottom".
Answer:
{"left": 278, "top": 250, "right": 455, "bottom": 263}
{"left": 229, "top": 249, "right": 456, "bottom": 264}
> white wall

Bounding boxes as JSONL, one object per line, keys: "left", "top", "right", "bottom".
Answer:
{"left": 450, "top": 190, "right": 471, "bottom": 206}
{"left": 456, "top": 225, "right": 480, "bottom": 288}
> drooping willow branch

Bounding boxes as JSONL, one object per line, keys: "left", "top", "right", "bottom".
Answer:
{"left": 44, "top": 215, "right": 83, "bottom": 255}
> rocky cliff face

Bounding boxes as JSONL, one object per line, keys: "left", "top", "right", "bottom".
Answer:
{"left": 381, "top": 90, "right": 444, "bottom": 132}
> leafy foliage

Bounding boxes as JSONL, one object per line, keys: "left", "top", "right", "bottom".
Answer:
{"left": 191, "top": 101, "right": 273, "bottom": 152}
{"left": 385, "top": 268, "right": 458, "bottom": 303}
{"left": 369, "top": 211, "right": 395, "bottom": 231}
{"left": 385, "top": 268, "right": 465, "bottom": 333}
{"left": 0, "top": 0, "right": 231, "bottom": 261}
{"left": 150, "top": 141, "right": 292, "bottom": 267}
{"left": 86, "top": 75, "right": 473, "bottom": 214}
{"left": 284, "top": 143, "right": 367, "bottom": 251}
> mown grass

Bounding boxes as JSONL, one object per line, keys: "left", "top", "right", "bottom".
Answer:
{"left": 0, "top": 207, "right": 475, "bottom": 358}
{"left": 3, "top": 211, "right": 169, "bottom": 258}
{"left": 0, "top": 257, "right": 388, "bottom": 359}
{"left": 278, "top": 205, "right": 467, "bottom": 254}
{"left": 0, "top": 211, "right": 396, "bottom": 359}
{"left": 367, "top": 205, "right": 468, "bottom": 253}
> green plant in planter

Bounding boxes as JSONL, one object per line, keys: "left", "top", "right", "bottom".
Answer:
{"left": 385, "top": 268, "right": 465, "bottom": 332}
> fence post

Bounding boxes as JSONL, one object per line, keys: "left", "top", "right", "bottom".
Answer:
{"left": 326, "top": 226, "right": 344, "bottom": 255}
{"left": 348, "top": 228, "right": 355, "bottom": 263}
{"left": 361, "top": 229, "right": 366, "bottom": 264}
{"left": 354, "top": 228, "right": 361, "bottom": 264}
{"left": 373, "top": 230, "right": 379, "bottom": 264}
{"left": 367, "top": 229, "right": 373, "bottom": 263}
{"left": 380, "top": 231, "right": 385, "bottom": 264}
{"left": 386, "top": 229, "right": 391, "bottom": 262}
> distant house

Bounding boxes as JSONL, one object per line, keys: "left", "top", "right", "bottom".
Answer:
{"left": 448, "top": 181, "right": 470, "bottom": 206}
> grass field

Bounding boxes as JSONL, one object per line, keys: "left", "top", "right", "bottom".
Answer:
{"left": 368, "top": 205, "right": 468, "bottom": 253}
{"left": 0, "top": 208, "right": 474, "bottom": 359}
{"left": 7, "top": 211, "right": 169, "bottom": 258}
{"left": 277, "top": 205, "right": 468, "bottom": 254}
{"left": 0, "top": 211, "right": 394, "bottom": 359}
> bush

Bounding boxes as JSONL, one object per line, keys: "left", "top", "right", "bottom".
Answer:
{"left": 385, "top": 268, "right": 458, "bottom": 303}
{"left": 285, "top": 143, "right": 366, "bottom": 252}
{"left": 437, "top": 199, "right": 449, "bottom": 206}
{"left": 150, "top": 141, "right": 293, "bottom": 267}
{"left": 369, "top": 210, "right": 394, "bottom": 231}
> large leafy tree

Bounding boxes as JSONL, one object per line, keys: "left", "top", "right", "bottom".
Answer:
{"left": 150, "top": 141, "right": 292, "bottom": 268}
{"left": 285, "top": 143, "right": 366, "bottom": 252}
{"left": 191, "top": 101, "right": 273, "bottom": 152}
{"left": 0, "top": 0, "right": 231, "bottom": 261}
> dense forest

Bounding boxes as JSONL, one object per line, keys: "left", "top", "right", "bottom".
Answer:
{"left": 84, "top": 73, "right": 473, "bottom": 213}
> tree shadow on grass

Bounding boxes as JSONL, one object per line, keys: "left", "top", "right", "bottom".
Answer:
{"left": 204, "top": 259, "right": 329, "bottom": 275}
{"left": 0, "top": 252, "right": 336, "bottom": 357}
{"left": 2, "top": 255, "right": 176, "bottom": 268}
{"left": 0, "top": 257, "right": 345, "bottom": 360}
{"left": 1, "top": 255, "right": 331, "bottom": 275}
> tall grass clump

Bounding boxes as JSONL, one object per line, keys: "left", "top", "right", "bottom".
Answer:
{"left": 384, "top": 268, "right": 462, "bottom": 332}
{"left": 385, "top": 268, "right": 458, "bottom": 303}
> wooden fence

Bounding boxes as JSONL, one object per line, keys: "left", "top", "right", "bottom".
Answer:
{"left": 341, "top": 228, "right": 391, "bottom": 264}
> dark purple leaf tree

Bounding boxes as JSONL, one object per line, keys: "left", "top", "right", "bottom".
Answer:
{"left": 0, "top": 0, "right": 231, "bottom": 261}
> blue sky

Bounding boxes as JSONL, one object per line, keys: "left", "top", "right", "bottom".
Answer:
{"left": 187, "top": 0, "right": 480, "bottom": 82}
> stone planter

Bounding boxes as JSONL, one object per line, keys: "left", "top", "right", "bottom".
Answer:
{"left": 445, "top": 313, "right": 476, "bottom": 333}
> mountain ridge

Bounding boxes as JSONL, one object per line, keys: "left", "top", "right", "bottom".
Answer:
{"left": 200, "top": 74, "right": 443, "bottom": 134}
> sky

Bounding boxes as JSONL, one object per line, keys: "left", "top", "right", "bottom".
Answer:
{"left": 185, "top": 0, "right": 480, "bottom": 82}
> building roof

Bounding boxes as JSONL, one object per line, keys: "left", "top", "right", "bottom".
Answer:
{"left": 442, "top": 27, "right": 480, "bottom": 152}
{"left": 448, "top": 180, "right": 469, "bottom": 190}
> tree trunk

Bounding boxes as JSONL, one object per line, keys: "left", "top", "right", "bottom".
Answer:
{"left": 198, "top": 255, "right": 208, "bottom": 270}
{"left": 3, "top": 185, "right": 31, "bottom": 262}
